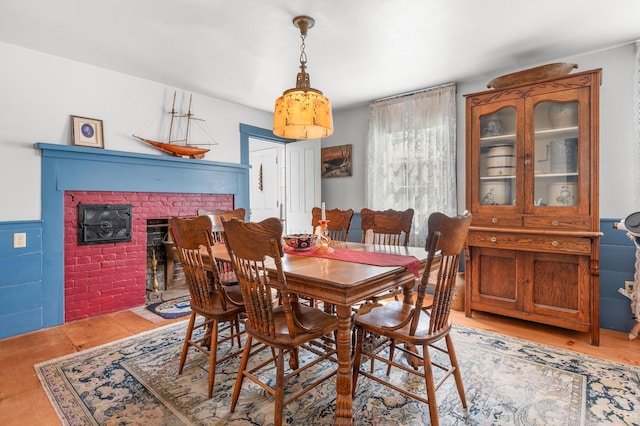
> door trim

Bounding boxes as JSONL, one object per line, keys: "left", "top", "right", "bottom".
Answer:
{"left": 239, "top": 123, "right": 291, "bottom": 165}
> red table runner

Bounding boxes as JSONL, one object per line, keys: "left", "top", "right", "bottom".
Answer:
{"left": 284, "top": 246, "right": 421, "bottom": 276}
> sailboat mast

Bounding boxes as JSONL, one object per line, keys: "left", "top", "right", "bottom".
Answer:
{"left": 184, "top": 95, "right": 193, "bottom": 145}
{"left": 166, "top": 92, "right": 177, "bottom": 144}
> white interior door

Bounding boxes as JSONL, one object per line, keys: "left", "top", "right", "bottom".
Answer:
{"left": 285, "top": 138, "right": 321, "bottom": 234}
{"left": 249, "top": 144, "right": 281, "bottom": 223}
{"left": 249, "top": 136, "right": 321, "bottom": 235}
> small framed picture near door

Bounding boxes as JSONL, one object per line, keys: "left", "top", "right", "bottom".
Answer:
{"left": 321, "top": 144, "right": 352, "bottom": 178}
{"left": 71, "top": 115, "right": 104, "bottom": 148}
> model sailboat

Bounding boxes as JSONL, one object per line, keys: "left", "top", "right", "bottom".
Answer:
{"left": 133, "top": 92, "right": 217, "bottom": 159}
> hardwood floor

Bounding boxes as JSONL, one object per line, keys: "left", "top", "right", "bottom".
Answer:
{"left": 0, "top": 302, "right": 638, "bottom": 425}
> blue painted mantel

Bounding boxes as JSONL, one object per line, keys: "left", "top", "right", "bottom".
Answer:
{"left": 37, "top": 143, "right": 249, "bottom": 329}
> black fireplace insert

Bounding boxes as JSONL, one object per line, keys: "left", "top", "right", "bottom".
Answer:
{"left": 78, "top": 203, "right": 132, "bottom": 245}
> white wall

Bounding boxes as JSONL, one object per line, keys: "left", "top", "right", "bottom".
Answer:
{"left": 325, "top": 43, "right": 638, "bottom": 219}
{"left": 320, "top": 103, "right": 369, "bottom": 211}
{"left": 0, "top": 41, "right": 272, "bottom": 222}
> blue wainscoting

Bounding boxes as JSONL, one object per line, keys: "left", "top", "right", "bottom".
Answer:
{"left": 0, "top": 221, "right": 43, "bottom": 339}
{"left": 346, "top": 212, "right": 363, "bottom": 244}
{"left": 599, "top": 218, "right": 638, "bottom": 333}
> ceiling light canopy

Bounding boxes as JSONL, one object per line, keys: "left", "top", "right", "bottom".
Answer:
{"left": 273, "top": 15, "right": 333, "bottom": 140}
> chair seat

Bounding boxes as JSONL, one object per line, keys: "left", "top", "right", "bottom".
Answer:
{"left": 190, "top": 284, "right": 245, "bottom": 318}
{"left": 355, "top": 300, "right": 451, "bottom": 345}
{"left": 246, "top": 303, "right": 338, "bottom": 347}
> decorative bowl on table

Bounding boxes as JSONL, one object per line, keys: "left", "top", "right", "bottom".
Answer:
{"left": 283, "top": 234, "right": 318, "bottom": 251}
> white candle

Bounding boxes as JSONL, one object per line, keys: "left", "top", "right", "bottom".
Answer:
{"left": 321, "top": 202, "right": 326, "bottom": 221}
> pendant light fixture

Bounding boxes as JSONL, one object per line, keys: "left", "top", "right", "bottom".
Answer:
{"left": 273, "top": 15, "right": 334, "bottom": 140}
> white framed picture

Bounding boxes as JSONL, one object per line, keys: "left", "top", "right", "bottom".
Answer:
{"left": 71, "top": 115, "right": 104, "bottom": 148}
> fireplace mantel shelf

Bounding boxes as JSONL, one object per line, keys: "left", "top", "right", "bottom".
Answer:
{"left": 36, "top": 143, "right": 249, "bottom": 172}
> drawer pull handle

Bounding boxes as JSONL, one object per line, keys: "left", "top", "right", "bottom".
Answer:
{"left": 551, "top": 240, "right": 559, "bottom": 247}
{"left": 492, "top": 217, "right": 498, "bottom": 223}
{"left": 524, "top": 159, "right": 531, "bottom": 165}
{"left": 490, "top": 236, "right": 497, "bottom": 243}
{"left": 552, "top": 220, "right": 559, "bottom": 226}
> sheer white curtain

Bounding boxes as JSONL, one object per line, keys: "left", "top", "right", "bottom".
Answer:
{"left": 366, "top": 83, "right": 457, "bottom": 247}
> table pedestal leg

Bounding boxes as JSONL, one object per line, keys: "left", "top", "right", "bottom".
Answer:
{"left": 334, "top": 304, "right": 353, "bottom": 425}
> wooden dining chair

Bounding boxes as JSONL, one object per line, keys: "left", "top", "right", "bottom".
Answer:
{"left": 359, "top": 208, "right": 415, "bottom": 304}
{"left": 221, "top": 217, "right": 339, "bottom": 426}
{"left": 198, "top": 207, "right": 246, "bottom": 243}
{"left": 198, "top": 207, "right": 246, "bottom": 281}
{"left": 352, "top": 211, "right": 472, "bottom": 426}
{"left": 165, "top": 208, "right": 245, "bottom": 287}
{"left": 308, "top": 207, "right": 355, "bottom": 310}
{"left": 169, "top": 215, "right": 246, "bottom": 398}
{"left": 311, "top": 207, "right": 354, "bottom": 242}
{"left": 360, "top": 207, "right": 414, "bottom": 246}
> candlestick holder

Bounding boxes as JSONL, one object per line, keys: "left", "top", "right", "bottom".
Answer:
{"left": 316, "top": 219, "right": 334, "bottom": 254}
{"left": 147, "top": 247, "right": 164, "bottom": 302}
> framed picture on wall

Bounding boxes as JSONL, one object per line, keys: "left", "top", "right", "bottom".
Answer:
{"left": 71, "top": 115, "right": 104, "bottom": 148}
{"left": 321, "top": 144, "right": 353, "bottom": 178}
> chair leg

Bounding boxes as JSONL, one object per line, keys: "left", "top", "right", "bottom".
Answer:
{"left": 274, "top": 348, "right": 286, "bottom": 426}
{"left": 351, "top": 327, "right": 365, "bottom": 398}
{"left": 288, "top": 348, "right": 299, "bottom": 370}
{"left": 179, "top": 312, "right": 197, "bottom": 374}
{"left": 386, "top": 338, "right": 396, "bottom": 376}
{"left": 230, "top": 335, "right": 253, "bottom": 413}
{"left": 207, "top": 319, "right": 219, "bottom": 398}
{"left": 234, "top": 316, "right": 242, "bottom": 348}
{"left": 422, "top": 344, "right": 440, "bottom": 426}
{"left": 445, "top": 334, "right": 467, "bottom": 408}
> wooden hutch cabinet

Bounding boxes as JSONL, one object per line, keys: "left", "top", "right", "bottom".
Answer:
{"left": 464, "top": 69, "right": 602, "bottom": 345}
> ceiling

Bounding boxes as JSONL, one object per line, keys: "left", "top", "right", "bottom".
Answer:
{"left": 1, "top": 1, "right": 639, "bottom": 112}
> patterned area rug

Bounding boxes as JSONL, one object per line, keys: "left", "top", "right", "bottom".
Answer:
{"left": 146, "top": 295, "right": 192, "bottom": 319}
{"left": 35, "top": 321, "right": 640, "bottom": 425}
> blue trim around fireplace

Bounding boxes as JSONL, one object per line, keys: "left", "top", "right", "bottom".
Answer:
{"left": 36, "top": 143, "right": 249, "bottom": 329}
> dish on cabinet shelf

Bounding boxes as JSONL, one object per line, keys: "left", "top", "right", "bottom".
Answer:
{"left": 547, "top": 182, "right": 578, "bottom": 206}
{"left": 480, "top": 181, "right": 510, "bottom": 205}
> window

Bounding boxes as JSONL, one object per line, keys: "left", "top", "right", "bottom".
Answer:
{"left": 366, "top": 84, "right": 457, "bottom": 247}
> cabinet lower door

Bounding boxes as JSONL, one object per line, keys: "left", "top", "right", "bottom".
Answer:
{"left": 523, "top": 251, "right": 591, "bottom": 326}
{"left": 469, "top": 247, "right": 591, "bottom": 330}
{"left": 470, "top": 247, "right": 520, "bottom": 313}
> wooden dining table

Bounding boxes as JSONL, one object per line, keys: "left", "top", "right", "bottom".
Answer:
{"left": 212, "top": 240, "right": 429, "bottom": 425}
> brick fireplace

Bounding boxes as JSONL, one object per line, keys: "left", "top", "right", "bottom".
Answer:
{"left": 38, "top": 143, "right": 249, "bottom": 328}
{"left": 64, "top": 191, "right": 233, "bottom": 321}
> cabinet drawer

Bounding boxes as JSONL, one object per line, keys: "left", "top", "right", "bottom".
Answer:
{"left": 472, "top": 215, "right": 523, "bottom": 227}
{"left": 523, "top": 216, "right": 591, "bottom": 230}
{"left": 467, "top": 231, "right": 592, "bottom": 255}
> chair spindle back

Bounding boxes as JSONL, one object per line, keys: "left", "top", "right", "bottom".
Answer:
{"left": 360, "top": 208, "right": 414, "bottom": 246}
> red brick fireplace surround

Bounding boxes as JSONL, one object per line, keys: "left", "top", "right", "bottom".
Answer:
{"left": 64, "top": 191, "right": 233, "bottom": 321}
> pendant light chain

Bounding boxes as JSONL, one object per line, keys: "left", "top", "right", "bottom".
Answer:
{"left": 299, "top": 31, "right": 307, "bottom": 69}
